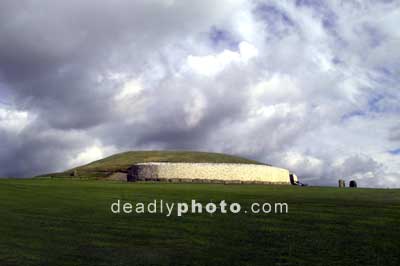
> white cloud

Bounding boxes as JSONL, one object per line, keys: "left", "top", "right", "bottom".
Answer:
{"left": 183, "top": 90, "right": 207, "bottom": 128}
{"left": 115, "top": 79, "right": 144, "bottom": 101}
{"left": 282, "top": 151, "right": 325, "bottom": 178}
{"left": 0, "top": 106, "right": 34, "bottom": 133}
{"left": 186, "top": 41, "right": 258, "bottom": 76}
{"left": 238, "top": 41, "right": 259, "bottom": 61}
{"left": 68, "top": 144, "right": 117, "bottom": 169}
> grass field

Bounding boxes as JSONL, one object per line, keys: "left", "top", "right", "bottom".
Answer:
{"left": 0, "top": 179, "right": 399, "bottom": 266}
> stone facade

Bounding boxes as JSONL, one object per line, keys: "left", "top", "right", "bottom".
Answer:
{"left": 127, "top": 162, "right": 297, "bottom": 184}
{"left": 106, "top": 172, "right": 128, "bottom": 181}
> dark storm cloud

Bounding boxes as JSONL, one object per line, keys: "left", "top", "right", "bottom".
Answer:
{"left": 0, "top": 0, "right": 237, "bottom": 129}
{"left": 0, "top": 120, "right": 93, "bottom": 177}
{"left": 0, "top": 0, "right": 251, "bottom": 176}
{"left": 0, "top": 1, "right": 165, "bottom": 128}
{"left": 95, "top": 66, "right": 255, "bottom": 152}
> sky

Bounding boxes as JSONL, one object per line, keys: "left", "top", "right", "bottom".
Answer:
{"left": 0, "top": 0, "right": 399, "bottom": 187}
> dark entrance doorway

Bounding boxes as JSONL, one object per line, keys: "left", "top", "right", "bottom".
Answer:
{"left": 290, "top": 174, "right": 296, "bottom": 185}
{"left": 127, "top": 166, "right": 139, "bottom": 182}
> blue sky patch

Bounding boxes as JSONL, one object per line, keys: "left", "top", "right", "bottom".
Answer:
{"left": 208, "top": 27, "right": 238, "bottom": 50}
{"left": 388, "top": 148, "right": 400, "bottom": 155}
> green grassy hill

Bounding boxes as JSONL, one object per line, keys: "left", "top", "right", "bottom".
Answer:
{"left": 45, "top": 150, "right": 264, "bottom": 178}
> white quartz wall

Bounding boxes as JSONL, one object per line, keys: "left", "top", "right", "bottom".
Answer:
{"left": 132, "top": 163, "right": 294, "bottom": 184}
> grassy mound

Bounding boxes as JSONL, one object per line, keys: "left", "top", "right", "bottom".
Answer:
{"left": 46, "top": 150, "right": 264, "bottom": 178}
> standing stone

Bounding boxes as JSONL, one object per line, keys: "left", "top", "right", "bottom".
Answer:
{"left": 338, "top": 179, "right": 345, "bottom": 188}
{"left": 349, "top": 180, "right": 357, "bottom": 188}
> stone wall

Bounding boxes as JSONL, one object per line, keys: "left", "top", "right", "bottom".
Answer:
{"left": 106, "top": 172, "right": 128, "bottom": 181}
{"left": 127, "top": 162, "right": 296, "bottom": 184}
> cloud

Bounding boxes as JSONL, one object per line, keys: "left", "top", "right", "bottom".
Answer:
{"left": 0, "top": 106, "right": 33, "bottom": 133}
{"left": 186, "top": 41, "right": 258, "bottom": 76}
{"left": 0, "top": 0, "right": 399, "bottom": 187}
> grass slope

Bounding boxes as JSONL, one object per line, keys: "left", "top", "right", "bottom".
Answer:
{"left": 0, "top": 179, "right": 399, "bottom": 266}
{"left": 47, "top": 150, "right": 264, "bottom": 178}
